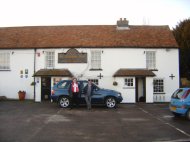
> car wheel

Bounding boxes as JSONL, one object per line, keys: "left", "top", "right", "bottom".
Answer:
{"left": 59, "top": 96, "right": 70, "bottom": 108}
{"left": 105, "top": 97, "right": 116, "bottom": 108}
{"left": 186, "top": 110, "right": 190, "bottom": 120}
{"left": 172, "top": 112, "right": 181, "bottom": 117}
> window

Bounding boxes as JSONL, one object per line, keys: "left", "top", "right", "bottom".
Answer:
{"left": 91, "top": 50, "right": 101, "bottom": 69}
{"left": 124, "top": 78, "right": 134, "bottom": 87}
{"left": 153, "top": 79, "right": 164, "bottom": 93}
{"left": 45, "top": 51, "right": 55, "bottom": 68}
{"left": 171, "top": 89, "right": 185, "bottom": 99}
{"left": 58, "top": 81, "right": 70, "bottom": 89}
{"left": 0, "top": 52, "right": 10, "bottom": 70}
{"left": 88, "top": 79, "right": 99, "bottom": 85}
{"left": 146, "top": 51, "right": 156, "bottom": 69}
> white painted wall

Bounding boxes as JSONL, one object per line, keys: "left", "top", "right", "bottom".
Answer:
{"left": 0, "top": 48, "right": 179, "bottom": 103}
{"left": 152, "top": 49, "right": 180, "bottom": 102}
{"left": 35, "top": 77, "right": 41, "bottom": 102}
{"left": 146, "top": 77, "right": 154, "bottom": 103}
{"left": 0, "top": 49, "right": 34, "bottom": 100}
{"left": 113, "top": 77, "right": 136, "bottom": 103}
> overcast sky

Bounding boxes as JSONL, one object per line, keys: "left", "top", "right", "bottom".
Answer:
{"left": 0, "top": 0, "right": 189, "bottom": 29}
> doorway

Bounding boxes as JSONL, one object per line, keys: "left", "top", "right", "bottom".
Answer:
{"left": 136, "top": 77, "right": 146, "bottom": 102}
{"left": 41, "top": 77, "right": 51, "bottom": 101}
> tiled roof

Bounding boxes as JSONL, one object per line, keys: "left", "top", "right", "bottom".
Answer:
{"left": 113, "top": 69, "right": 155, "bottom": 77}
{"left": 34, "top": 69, "right": 73, "bottom": 77}
{"left": 0, "top": 25, "right": 178, "bottom": 49}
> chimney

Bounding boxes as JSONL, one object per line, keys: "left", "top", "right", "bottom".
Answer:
{"left": 117, "top": 18, "right": 129, "bottom": 30}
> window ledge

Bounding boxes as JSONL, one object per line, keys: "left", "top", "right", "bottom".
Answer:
{"left": 149, "top": 69, "right": 158, "bottom": 71}
{"left": 153, "top": 92, "right": 166, "bottom": 94}
{"left": 0, "top": 69, "right": 11, "bottom": 71}
{"left": 89, "top": 69, "right": 103, "bottom": 71}
{"left": 123, "top": 86, "right": 135, "bottom": 89}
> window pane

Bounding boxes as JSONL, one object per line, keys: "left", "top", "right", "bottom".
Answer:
{"left": 45, "top": 51, "right": 55, "bottom": 68}
{"left": 0, "top": 52, "right": 10, "bottom": 70}
{"left": 91, "top": 51, "right": 101, "bottom": 69}
{"left": 125, "top": 78, "right": 133, "bottom": 87}
{"left": 146, "top": 51, "right": 156, "bottom": 69}
{"left": 153, "top": 79, "right": 164, "bottom": 93}
{"left": 58, "top": 81, "right": 69, "bottom": 89}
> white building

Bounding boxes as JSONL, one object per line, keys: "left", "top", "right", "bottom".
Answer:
{"left": 0, "top": 19, "right": 179, "bottom": 103}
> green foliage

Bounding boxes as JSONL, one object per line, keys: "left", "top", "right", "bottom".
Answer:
{"left": 173, "top": 18, "right": 190, "bottom": 78}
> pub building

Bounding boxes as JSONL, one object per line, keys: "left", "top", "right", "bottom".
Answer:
{"left": 0, "top": 18, "right": 179, "bottom": 103}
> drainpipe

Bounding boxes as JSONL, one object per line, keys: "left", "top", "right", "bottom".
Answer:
{"left": 34, "top": 48, "right": 36, "bottom": 101}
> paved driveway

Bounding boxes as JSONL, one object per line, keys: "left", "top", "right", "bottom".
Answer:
{"left": 0, "top": 101, "right": 190, "bottom": 142}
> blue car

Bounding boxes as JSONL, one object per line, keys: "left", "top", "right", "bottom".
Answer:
{"left": 51, "top": 80, "right": 123, "bottom": 108}
{"left": 169, "top": 88, "right": 190, "bottom": 120}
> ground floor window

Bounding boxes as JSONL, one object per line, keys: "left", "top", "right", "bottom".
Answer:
{"left": 88, "top": 79, "right": 99, "bottom": 85}
{"left": 153, "top": 79, "right": 164, "bottom": 93}
{"left": 124, "top": 78, "right": 134, "bottom": 87}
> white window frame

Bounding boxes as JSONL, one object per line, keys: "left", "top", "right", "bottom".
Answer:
{"left": 91, "top": 50, "right": 101, "bottom": 69}
{"left": 153, "top": 78, "right": 164, "bottom": 93}
{"left": 124, "top": 78, "right": 134, "bottom": 87}
{"left": 88, "top": 79, "right": 99, "bottom": 85}
{"left": 45, "top": 51, "right": 55, "bottom": 69}
{"left": 146, "top": 51, "right": 156, "bottom": 70}
{"left": 0, "top": 52, "right": 10, "bottom": 70}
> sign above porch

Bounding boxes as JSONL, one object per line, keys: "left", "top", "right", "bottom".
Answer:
{"left": 58, "top": 48, "right": 87, "bottom": 63}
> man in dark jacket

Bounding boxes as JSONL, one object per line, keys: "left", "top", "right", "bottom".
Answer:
{"left": 84, "top": 80, "right": 96, "bottom": 110}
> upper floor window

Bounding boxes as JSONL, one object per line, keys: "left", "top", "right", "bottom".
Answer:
{"left": 146, "top": 51, "right": 156, "bottom": 70}
{"left": 0, "top": 52, "right": 10, "bottom": 70}
{"left": 153, "top": 79, "right": 164, "bottom": 93}
{"left": 91, "top": 50, "right": 101, "bottom": 69}
{"left": 124, "top": 78, "right": 134, "bottom": 87}
{"left": 45, "top": 51, "right": 55, "bottom": 68}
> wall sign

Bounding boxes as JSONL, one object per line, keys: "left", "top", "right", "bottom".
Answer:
{"left": 58, "top": 48, "right": 87, "bottom": 63}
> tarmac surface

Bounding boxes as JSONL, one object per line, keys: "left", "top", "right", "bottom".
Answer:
{"left": 0, "top": 101, "right": 190, "bottom": 142}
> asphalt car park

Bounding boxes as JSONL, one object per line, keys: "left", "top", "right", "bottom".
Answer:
{"left": 0, "top": 101, "right": 190, "bottom": 142}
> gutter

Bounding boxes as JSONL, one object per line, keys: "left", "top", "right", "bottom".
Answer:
{"left": 34, "top": 49, "right": 36, "bottom": 101}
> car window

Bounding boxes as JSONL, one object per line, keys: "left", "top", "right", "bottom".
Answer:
{"left": 182, "top": 89, "right": 190, "bottom": 99}
{"left": 58, "top": 81, "right": 70, "bottom": 89}
{"left": 186, "top": 90, "right": 190, "bottom": 98}
{"left": 82, "top": 82, "right": 88, "bottom": 89}
{"left": 172, "top": 89, "right": 186, "bottom": 99}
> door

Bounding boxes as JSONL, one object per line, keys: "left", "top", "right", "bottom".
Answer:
{"left": 41, "top": 77, "right": 51, "bottom": 101}
{"left": 136, "top": 77, "right": 146, "bottom": 102}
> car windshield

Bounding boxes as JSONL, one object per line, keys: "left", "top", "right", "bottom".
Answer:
{"left": 172, "top": 89, "right": 186, "bottom": 99}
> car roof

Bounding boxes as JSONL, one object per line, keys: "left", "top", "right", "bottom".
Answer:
{"left": 60, "top": 80, "right": 87, "bottom": 82}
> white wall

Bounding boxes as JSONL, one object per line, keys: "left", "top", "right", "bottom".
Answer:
{"left": 113, "top": 77, "right": 136, "bottom": 103}
{"left": 153, "top": 49, "right": 179, "bottom": 102}
{"left": 34, "top": 48, "right": 179, "bottom": 103}
{"left": 146, "top": 77, "right": 154, "bottom": 103}
{"left": 0, "top": 49, "right": 34, "bottom": 100}
{"left": 0, "top": 48, "right": 179, "bottom": 103}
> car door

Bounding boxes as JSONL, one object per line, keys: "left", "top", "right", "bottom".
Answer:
{"left": 91, "top": 86, "right": 104, "bottom": 104}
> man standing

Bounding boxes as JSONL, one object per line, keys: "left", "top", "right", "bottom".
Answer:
{"left": 84, "top": 80, "right": 95, "bottom": 110}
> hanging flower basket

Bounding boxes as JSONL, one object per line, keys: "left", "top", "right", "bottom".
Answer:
{"left": 113, "top": 81, "right": 118, "bottom": 86}
{"left": 18, "top": 91, "right": 26, "bottom": 101}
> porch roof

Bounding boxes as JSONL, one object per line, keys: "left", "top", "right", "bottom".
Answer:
{"left": 113, "top": 68, "right": 155, "bottom": 77}
{"left": 34, "top": 69, "right": 73, "bottom": 77}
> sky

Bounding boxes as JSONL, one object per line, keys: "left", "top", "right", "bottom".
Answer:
{"left": 0, "top": 0, "right": 189, "bottom": 29}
